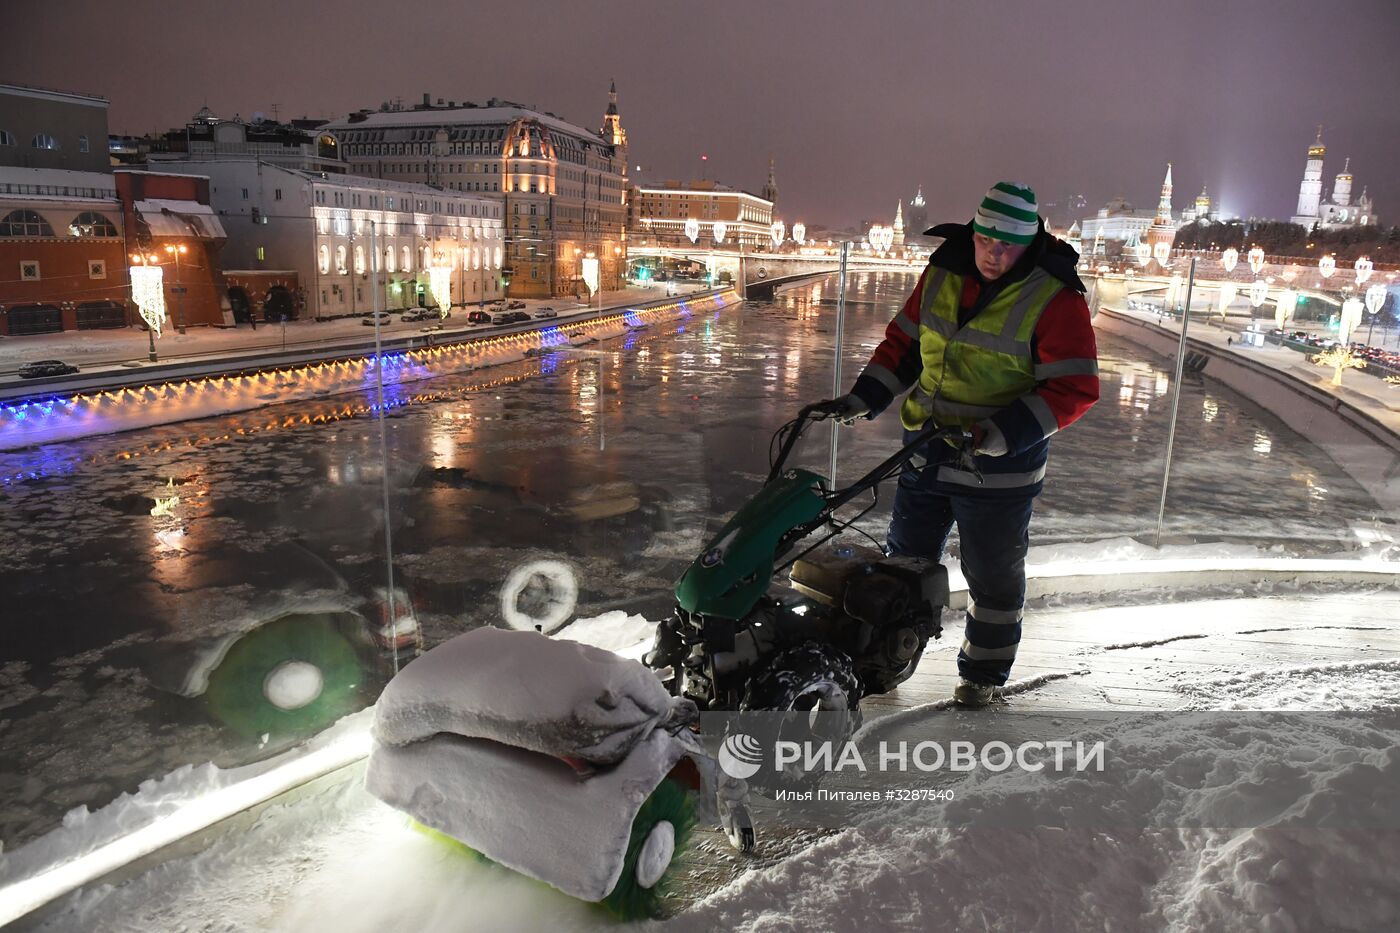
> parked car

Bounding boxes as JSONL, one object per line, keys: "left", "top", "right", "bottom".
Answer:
{"left": 533, "top": 307, "right": 558, "bottom": 319}
{"left": 506, "top": 300, "right": 526, "bottom": 310}
{"left": 18, "top": 359, "right": 80, "bottom": 379}
{"left": 362, "top": 311, "right": 393, "bottom": 326}
{"left": 467, "top": 310, "right": 493, "bottom": 324}
{"left": 401, "top": 308, "right": 432, "bottom": 323}
{"left": 506, "top": 311, "right": 531, "bottom": 323}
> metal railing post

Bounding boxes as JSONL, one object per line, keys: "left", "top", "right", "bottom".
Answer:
{"left": 1154, "top": 256, "right": 1196, "bottom": 548}
{"left": 828, "top": 241, "right": 850, "bottom": 487}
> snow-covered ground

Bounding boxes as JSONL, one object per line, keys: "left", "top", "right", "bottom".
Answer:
{"left": 5, "top": 272, "right": 1399, "bottom": 931}
{"left": 12, "top": 584, "right": 1400, "bottom": 933}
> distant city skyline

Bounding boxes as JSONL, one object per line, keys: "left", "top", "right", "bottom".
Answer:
{"left": 5, "top": 0, "right": 1398, "bottom": 230}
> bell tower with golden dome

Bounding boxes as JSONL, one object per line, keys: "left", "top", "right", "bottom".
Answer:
{"left": 1291, "top": 127, "right": 1325, "bottom": 226}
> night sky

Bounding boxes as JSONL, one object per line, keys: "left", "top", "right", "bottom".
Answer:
{"left": 5, "top": 0, "right": 1398, "bottom": 230}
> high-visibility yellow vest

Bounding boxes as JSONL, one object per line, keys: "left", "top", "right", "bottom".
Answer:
{"left": 900, "top": 265, "right": 1065, "bottom": 432}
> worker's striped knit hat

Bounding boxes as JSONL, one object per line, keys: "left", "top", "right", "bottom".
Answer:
{"left": 973, "top": 182, "right": 1039, "bottom": 245}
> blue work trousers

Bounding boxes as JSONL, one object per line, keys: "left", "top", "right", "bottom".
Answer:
{"left": 886, "top": 466, "right": 1035, "bottom": 687}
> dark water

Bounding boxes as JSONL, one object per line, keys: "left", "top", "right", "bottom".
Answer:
{"left": 0, "top": 271, "right": 1389, "bottom": 851}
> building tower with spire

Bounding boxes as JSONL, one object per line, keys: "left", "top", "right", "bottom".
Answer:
{"left": 600, "top": 80, "right": 626, "bottom": 153}
{"left": 1291, "top": 128, "right": 1326, "bottom": 226}
{"left": 1143, "top": 163, "right": 1176, "bottom": 266}
{"left": 761, "top": 158, "right": 777, "bottom": 209}
{"left": 893, "top": 201, "right": 905, "bottom": 247}
{"left": 906, "top": 186, "right": 928, "bottom": 242}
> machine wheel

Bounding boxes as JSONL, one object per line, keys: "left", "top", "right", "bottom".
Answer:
{"left": 741, "top": 642, "right": 862, "bottom": 787}
{"left": 602, "top": 777, "right": 696, "bottom": 920}
{"left": 203, "top": 614, "right": 364, "bottom": 740}
{"left": 724, "top": 802, "right": 756, "bottom": 854}
{"left": 741, "top": 641, "right": 861, "bottom": 717}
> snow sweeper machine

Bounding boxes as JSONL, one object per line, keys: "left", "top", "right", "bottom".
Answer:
{"left": 365, "top": 404, "right": 968, "bottom": 918}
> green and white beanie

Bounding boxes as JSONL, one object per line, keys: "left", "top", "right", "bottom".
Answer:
{"left": 973, "top": 182, "right": 1039, "bottom": 245}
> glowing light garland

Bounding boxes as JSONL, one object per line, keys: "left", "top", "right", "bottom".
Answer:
{"left": 1365, "top": 283, "right": 1387, "bottom": 315}
{"left": 1340, "top": 298, "right": 1364, "bottom": 344}
{"left": 1318, "top": 254, "right": 1336, "bottom": 278}
{"left": 0, "top": 289, "right": 742, "bottom": 453}
{"left": 130, "top": 265, "right": 167, "bottom": 337}
{"left": 711, "top": 221, "right": 726, "bottom": 245}
{"left": 771, "top": 221, "right": 786, "bottom": 248}
{"left": 1216, "top": 281, "right": 1237, "bottom": 318}
{"left": 684, "top": 218, "right": 700, "bottom": 243}
{"left": 1247, "top": 247, "right": 1266, "bottom": 276}
{"left": 1221, "top": 248, "right": 1239, "bottom": 273}
{"left": 428, "top": 264, "right": 453, "bottom": 318}
{"left": 1249, "top": 279, "right": 1269, "bottom": 308}
{"left": 582, "top": 256, "right": 600, "bottom": 295}
{"left": 1135, "top": 242, "right": 1151, "bottom": 266}
{"left": 1274, "top": 288, "right": 1298, "bottom": 330}
{"left": 1354, "top": 257, "right": 1373, "bottom": 285}
{"left": 792, "top": 222, "right": 806, "bottom": 246}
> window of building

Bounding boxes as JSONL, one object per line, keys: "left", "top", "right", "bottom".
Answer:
{"left": 335, "top": 244, "right": 348, "bottom": 274}
{"left": 274, "top": 189, "right": 283, "bottom": 201}
{"left": 354, "top": 245, "right": 366, "bottom": 274}
{"left": 318, "top": 244, "right": 331, "bottom": 274}
{"left": 257, "top": 246, "right": 266, "bottom": 262}
{"left": 20, "top": 260, "right": 40, "bottom": 280}
{"left": 0, "top": 210, "right": 55, "bottom": 237}
{"left": 31, "top": 133, "right": 58, "bottom": 150}
{"left": 0, "top": 130, "right": 14, "bottom": 146}
{"left": 241, "top": 188, "right": 249, "bottom": 200}
{"left": 69, "top": 211, "right": 118, "bottom": 237}
{"left": 402, "top": 245, "right": 412, "bottom": 272}
{"left": 78, "top": 135, "right": 89, "bottom": 153}
{"left": 85, "top": 259, "right": 106, "bottom": 279}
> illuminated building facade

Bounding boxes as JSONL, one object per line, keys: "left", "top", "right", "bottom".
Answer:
{"left": 629, "top": 180, "right": 774, "bottom": 250}
{"left": 323, "top": 87, "right": 628, "bottom": 299}
{"left": 155, "top": 160, "right": 504, "bottom": 319}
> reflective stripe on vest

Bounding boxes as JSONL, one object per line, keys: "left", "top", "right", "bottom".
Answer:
{"left": 901, "top": 265, "right": 1064, "bottom": 433}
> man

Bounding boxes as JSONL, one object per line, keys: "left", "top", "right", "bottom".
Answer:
{"left": 817, "top": 182, "right": 1099, "bottom": 707}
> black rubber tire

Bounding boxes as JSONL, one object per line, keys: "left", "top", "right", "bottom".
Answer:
{"left": 740, "top": 642, "right": 862, "bottom": 789}
{"left": 741, "top": 641, "right": 862, "bottom": 715}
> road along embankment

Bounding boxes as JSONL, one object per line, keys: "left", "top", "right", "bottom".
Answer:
{"left": 0, "top": 289, "right": 739, "bottom": 451}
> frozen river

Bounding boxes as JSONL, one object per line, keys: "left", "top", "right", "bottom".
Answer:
{"left": 0, "top": 270, "right": 1392, "bottom": 854}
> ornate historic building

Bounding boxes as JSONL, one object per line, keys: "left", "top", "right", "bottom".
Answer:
{"left": 629, "top": 179, "right": 773, "bottom": 250}
{"left": 1290, "top": 130, "right": 1376, "bottom": 230}
{"left": 324, "top": 86, "right": 628, "bottom": 298}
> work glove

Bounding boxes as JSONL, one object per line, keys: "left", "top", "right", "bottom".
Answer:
{"left": 812, "top": 394, "right": 871, "bottom": 425}
{"left": 969, "top": 420, "right": 1008, "bottom": 457}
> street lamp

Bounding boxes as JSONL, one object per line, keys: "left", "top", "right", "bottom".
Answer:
{"left": 164, "top": 243, "right": 189, "bottom": 335}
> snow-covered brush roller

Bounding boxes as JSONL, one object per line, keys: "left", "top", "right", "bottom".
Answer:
{"left": 365, "top": 627, "right": 753, "bottom": 920}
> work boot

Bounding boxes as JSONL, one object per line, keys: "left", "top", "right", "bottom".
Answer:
{"left": 952, "top": 679, "right": 997, "bottom": 708}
